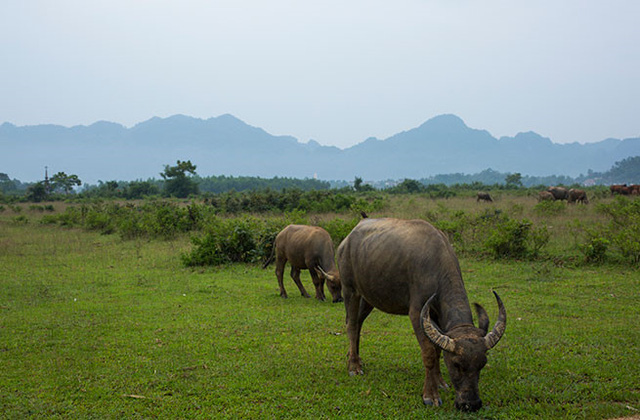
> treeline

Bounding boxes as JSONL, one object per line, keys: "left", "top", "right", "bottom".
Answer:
{"left": 332, "top": 157, "right": 640, "bottom": 189}
{"left": 196, "top": 175, "right": 330, "bottom": 193}
{"left": 0, "top": 174, "right": 332, "bottom": 202}
{"left": 2, "top": 155, "right": 639, "bottom": 203}
{"left": 76, "top": 175, "right": 331, "bottom": 199}
{"left": 0, "top": 174, "right": 611, "bottom": 204}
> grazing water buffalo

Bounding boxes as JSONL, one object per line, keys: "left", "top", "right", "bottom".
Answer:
{"left": 568, "top": 189, "right": 589, "bottom": 204}
{"left": 337, "top": 218, "right": 506, "bottom": 412}
{"left": 476, "top": 192, "right": 493, "bottom": 202}
{"left": 610, "top": 184, "right": 630, "bottom": 195}
{"left": 547, "top": 186, "right": 569, "bottom": 200}
{"left": 538, "top": 191, "right": 555, "bottom": 202}
{"left": 263, "top": 225, "right": 342, "bottom": 302}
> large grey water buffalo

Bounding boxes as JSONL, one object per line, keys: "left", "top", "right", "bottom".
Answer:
{"left": 337, "top": 218, "right": 506, "bottom": 412}
{"left": 263, "top": 225, "right": 342, "bottom": 302}
{"left": 547, "top": 186, "right": 569, "bottom": 200}
{"left": 567, "top": 189, "right": 589, "bottom": 204}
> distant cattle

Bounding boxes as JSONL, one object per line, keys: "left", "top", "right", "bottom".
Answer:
{"left": 610, "top": 184, "right": 631, "bottom": 195}
{"left": 630, "top": 185, "right": 640, "bottom": 195}
{"left": 567, "top": 189, "right": 589, "bottom": 204}
{"left": 547, "top": 186, "right": 569, "bottom": 201}
{"left": 538, "top": 191, "right": 555, "bottom": 202}
{"left": 263, "top": 225, "right": 342, "bottom": 302}
{"left": 476, "top": 192, "right": 493, "bottom": 202}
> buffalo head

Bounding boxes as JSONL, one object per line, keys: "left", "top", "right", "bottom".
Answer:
{"left": 420, "top": 291, "right": 506, "bottom": 412}
{"left": 316, "top": 265, "right": 343, "bottom": 303}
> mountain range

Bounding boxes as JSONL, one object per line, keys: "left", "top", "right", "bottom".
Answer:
{"left": 1, "top": 114, "right": 639, "bottom": 184}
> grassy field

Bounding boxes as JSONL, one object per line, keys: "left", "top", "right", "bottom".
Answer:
{"left": 1, "top": 199, "right": 639, "bottom": 419}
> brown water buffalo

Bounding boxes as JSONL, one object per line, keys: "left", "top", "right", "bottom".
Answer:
{"left": 547, "top": 186, "right": 569, "bottom": 200}
{"left": 610, "top": 184, "right": 630, "bottom": 195}
{"left": 568, "top": 189, "right": 589, "bottom": 204}
{"left": 337, "top": 218, "right": 506, "bottom": 412}
{"left": 476, "top": 192, "right": 493, "bottom": 202}
{"left": 538, "top": 191, "right": 554, "bottom": 202}
{"left": 263, "top": 225, "right": 342, "bottom": 302}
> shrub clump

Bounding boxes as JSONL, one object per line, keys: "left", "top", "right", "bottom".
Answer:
{"left": 581, "top": 236, "right": 610, "bottom": 263}
{"left": 182, "top": 217, "right": 284, "bottom": 267}
{"left": 596, "top": 197, "right": 640, "bottom": 264}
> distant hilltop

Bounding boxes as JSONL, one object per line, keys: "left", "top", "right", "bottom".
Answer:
{"left": 1, "top": 114, "right": 639, "bottom": 184}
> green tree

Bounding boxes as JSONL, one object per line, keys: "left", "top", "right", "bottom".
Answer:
{"left": 161, "top": 160, "right": 199, "bottom": 198}
{"left": 124, "top": 181, "right": 160, "bottom": 199}
{"left": 51, "top": 172, "right": 82, "bottom": 194}
{"left": 392, "top": 179, "right": 424, "bottom": 194}
{"left": 0, "top": 173, "right": 17, "bottom": 194}
{"left": 505, "top": 173, "right": 523, "bottom": 189}
{"left": 606, "top": 156, "right": 640, "bottom": 183}
{"left": 353, "top": 176, "right": 363, "bottom": 191}
{"left": 26, "top": 181, "right": 48, "bottom": 202}
{"left": 353, "top": 176, "right": 374, "bottom": 192}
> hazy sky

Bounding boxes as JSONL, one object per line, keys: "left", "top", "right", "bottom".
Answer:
{"left": 1, "top": 0, "right": 639, "bottom": 148}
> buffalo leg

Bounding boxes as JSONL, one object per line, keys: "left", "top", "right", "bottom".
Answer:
{"left": 357, "top": 298, "right": 374, "bottom": 326}
{"left": 275, "top": 257, "right": 288, "bottom": 298}
{"left": 290, "top": 267, "right": 310, "bottom": 298}
{"left": 409, "top": 306, "right": 445, "bottom": 407}
{"left": 309, "top": 269, "right": 326, "bottom": 301}
{"left": 345, "top": 290, "right": 369, "bottom": 375}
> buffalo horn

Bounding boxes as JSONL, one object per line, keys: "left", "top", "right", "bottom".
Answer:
{"left": 483, "top": 291, "right": 507, "bottom": 349}
{"left": 316, "top": 265, "right": 336, "bottom": 282}
{"left": 420, "top": 294, "right": 457, "bottom": 353}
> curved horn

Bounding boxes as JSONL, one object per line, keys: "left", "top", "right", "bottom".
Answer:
{"left": 316, "top": 265, "right": 336, "bottom": 282}
{"left": 420, "top": 294, "right": 457, "bottom": 353}
{"left": 483, "top": 291, "right": 507, "bottom": 349}
{"left": 474, "top": 303, "right": 490, "bottom": 335}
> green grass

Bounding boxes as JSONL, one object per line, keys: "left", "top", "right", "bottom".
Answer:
{"left": 1, "top": 213, "right": 639, "bottom": 418}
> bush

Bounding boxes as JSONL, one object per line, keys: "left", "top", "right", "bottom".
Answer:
{"left": 529, "top": 225, "right": 550, "bottom": 258}
{"left": 350, "top": 196, "right": 385, "bottom": 216}
{"left": 13, "top": 215, "right": 29, "bottom": 224}
{"left": 320, "top": 217, "right": 360, "bottom": 247}
{"left": 581, "top": 236, "right": 610, "bottom": 263}
{"left": 596, "top": 197, "right": 640, "bottom": 264}
{"left": 182, "top": 217, "right": 285, "bottom": 267}
{"left": 485, "top": 218, "right": 533, "bottom": 259}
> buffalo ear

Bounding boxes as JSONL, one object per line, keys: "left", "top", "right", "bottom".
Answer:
{"left": 474, "top": 303, "right": 490, "bottom": 335}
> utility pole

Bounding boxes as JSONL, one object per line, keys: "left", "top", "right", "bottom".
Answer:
{"left": 44, "top": 166, "right": 51, "bottom": 194}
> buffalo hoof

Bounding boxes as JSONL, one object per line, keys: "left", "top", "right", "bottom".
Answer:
{"left": 423, "top": 397, "right": 442, "bottom": 407}
{"left": 455, "top": 400, "right": 482, "bottom": 412}
{"left": 348, "top": 369, "right": 364, "bottom": 376}
{"left": 333, "top": 297, "right": 344, "bottom": 303}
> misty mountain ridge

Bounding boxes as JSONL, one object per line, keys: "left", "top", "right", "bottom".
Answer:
{"left": 1, "top": 114, "right": 639, "bottom": 184}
